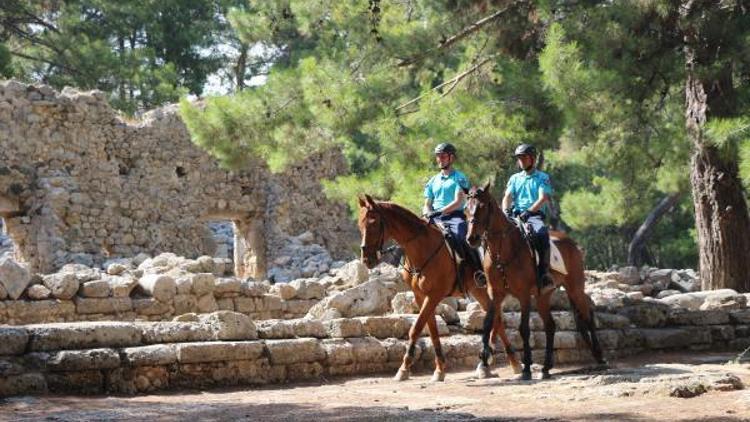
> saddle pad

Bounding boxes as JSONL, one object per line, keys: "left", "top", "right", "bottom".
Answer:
{"left": 549, "top": 237, "right": 567, "bottom": 275}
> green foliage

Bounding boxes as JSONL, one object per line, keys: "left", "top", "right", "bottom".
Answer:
{"left": 0, "top": 43, "right": 12, "bottom": 78}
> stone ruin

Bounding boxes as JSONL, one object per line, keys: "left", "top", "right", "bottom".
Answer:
{"left": 0, "top": 80, "right": 747, "bottom": 398}
{"left": 0, "top": 80, "right": 358, "bottom": 279}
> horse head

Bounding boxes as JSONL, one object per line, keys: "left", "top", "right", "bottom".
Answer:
{"left": 357, "top": 194, "right": 386, "bottom": 269}
{"left": 465, "top": 181, "right": 495, "bottom": 248}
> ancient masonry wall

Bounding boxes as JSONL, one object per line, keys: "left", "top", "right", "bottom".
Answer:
{"left": 0, "top": 80, "right": 358, "bottom": 277}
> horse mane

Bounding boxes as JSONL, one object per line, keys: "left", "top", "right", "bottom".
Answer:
{"left": 374, "top": 201, "right": 428, "bottom": 228}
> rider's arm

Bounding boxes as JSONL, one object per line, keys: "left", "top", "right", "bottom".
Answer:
{"left": 501, "top": 191, "right": 514, "bottom": 210}
{"left": 439, "top": 189, "right": 466, "bottom": 215}
{"left": 422, "top": 198, "right": 434, "bottom": 216}
{"left": 527, "top": 187, "right": 550, "bottom": 213}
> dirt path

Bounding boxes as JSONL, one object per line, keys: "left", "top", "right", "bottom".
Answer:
{"left": 2, "top": 352, "right": 749, "bottom": 421}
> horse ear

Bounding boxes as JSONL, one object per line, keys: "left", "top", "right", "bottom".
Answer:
{"left": 483, "top": 181, "right": 491, "bottom": 192}
{"left": 364, "top": 194, "right": 376, "bottom": 207}
{"left": 357, "top": 195, "right": 367, "bottom": 208}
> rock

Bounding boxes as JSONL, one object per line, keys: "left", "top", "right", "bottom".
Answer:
{"left": 271, "top": 283, "right": 297, "bottom": 300}
{"left": 617, "top": 266, "right": 641, "bottom": 285}
{"left": 176, "top": 341, "right": 265, "bottom": 363}
{"left": 196, "top": 294, "right": 218, "bottom": 313}
{"left": 42, "top": 272, "right": 79, "bottom": 300}
{"left": 289, "top": 278, "right": 326, "bottom": 300}
{"left": 81, "top": 280, "right": 111, "bottom": 298}
{"left": 436, "top": 303, "right": 460, "bottom": 324}
{"left": 214, "top": 277, "right": 241, "bottom": 296}
{"left": 138, "top": 274, "right": 176, "bottom": 302}
{"left": 26, "top": 322, "right": 142, "bottom": 351}
{"left": 190, "top": 273, "right": 215, "bottom": 296}
{"left": 391, "top": 292, "right": 418, "bottom": 314}
{"left": 133, "top": 298, "right": 171, "bottom": 315}
{"left": 46, "top": 348, "right": 121, "bottom": 371}
{"left": 106, "top": 263, "right": 128, "bottom": 275}
{"left": 0, "top": 327, "right": 29, "bottom": 355}
{"left": 198, "top": 311, "right": 258, "bottom": 340}
{"left": 618, "top": 301, "right": 669, "bottom": 328}
{"left": 306, "top": 280, "right": 395, "bottom": 319}
{"left": 626, "top": 291, "right": 644, "bottom": 301}
{"left": 0, "top": 257, "right": 31, "bottom": 300}
{"left": 325, "top": 318, "right": 364, "bottom": 338}
{"left": 121, "top": 345, "right": 177, "bottom": 366}
{"left": 333, "top": 260, "right": 369, "bottom": 286}
{"left": 266, "top": 338, "right": 326, "bottom": 365}
{"left": 590, "top": 288, "right": 629, "bottom": 308}
{"left": 74, "top": 297, "right": 132, "bottom": 314}
{"left": 0, "top": 282, "right": 7, "bottom": 300}
{"left": 240, "top": 281, "right": 267, "bottom": 297}
{"left": 27, "top": 284, "right": 51, "bottom": 300}
{"left": 107, "top": 274, "right": 139, "bottom": 298}
{"left": 700, "top": 290, "right": 747, "bottom": 311}
{"left": 657, "top": 289, "right": 680, "bottom": 299}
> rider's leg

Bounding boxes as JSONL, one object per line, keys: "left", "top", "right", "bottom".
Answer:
{"left": 528, "top": 216, "right": 554, "bottom": 293}
{"left": 454, "top": 216, "right": 487, "bottom": 287}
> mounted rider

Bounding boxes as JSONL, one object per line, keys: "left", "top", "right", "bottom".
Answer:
{"left": 422, "top": 142, "right": 487, "bottom": 288}
{"left": 502, "top": 143, "right": 555, "bottom": 295}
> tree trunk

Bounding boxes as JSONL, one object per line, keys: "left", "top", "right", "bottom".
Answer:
{"left": 685, "top": 55, "right": 750, "bottom": 292}
{"left": 627, "top": 192, "right": 682, "bottom": 266}
{"left": 235, "top": 42, "right": 248, "bottom": 92}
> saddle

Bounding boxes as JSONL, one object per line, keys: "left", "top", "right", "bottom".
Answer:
{"left": 431, "top": 221, "right": 471, "bottom": 295}
{"left": 515, "top": 219, "right": 567, "bottom": 275}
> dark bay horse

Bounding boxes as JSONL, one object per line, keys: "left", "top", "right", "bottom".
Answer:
{"left": 464, "top": 184, "right": 606, "bottom": 380}
{"left": 357, "top": 194, "right": 523, "bottom": 381}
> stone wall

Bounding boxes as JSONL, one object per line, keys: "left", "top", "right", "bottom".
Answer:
{"left": 0, "top": 80, "right": 358, "bottom": 277}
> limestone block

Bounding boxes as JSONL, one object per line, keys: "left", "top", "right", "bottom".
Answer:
{"left": 391, "top": 292, "right": 418, "bottom": 314}
{"left": 257, "top": 320, "right": 296, "bottom": 339}
{"left": 81, "top": 280, "right": 111, "bottom": 298}
{"left": 174, "top": 276, "right": 192, "bottom": 295}
{"left": 0, "top": 282, "right": 7, "bottom": 300}
{"left": 271, "top": 283, "right": 296, "bottom": 300}
{"left": 637, "top": 328, "right": 694, "bottom": 349}
{"left": 138, "top": 274, "right": 176, "bottom": 302}
{"left": 27, "top": 322, "right": 142, "bottom": 351}
{"left": 139, "top": 322, "right": 214, "bottom": 344}
{"left": 291, "top": 319, "right": 327, "bottom": 338}
{"left": 173, "top": 294, "right": 197, "bottom": 315}
{"left": 325, "top": 318, "right": 364, "bottom": 338}
{"left": 710, "top": 325, "right": 736, "bottom": 342}
{"left": 289, "top": 278, "right": 326, "bottom": 300}
{"left": 240, "top": 281, "right": 267, "bottom": 297}
{"left": 0, "top": 257, "right": 31, "bottom": 300}
{"left": 439, "top": 335, "right": 483, "bottom": 360}
{"left": 0, "top": 373, "right": 46, "bottom": 396}
{"left": 74, "top": 297, "right": 132, "bottom": 314}
{"left": 282, "top": 299, "right": 318, "bottom": 316}
{"left": 659, "top": 292, "right": 704, "bottom": 311}
{"left": 106, "top": 263, "right": 128, "bottom": 275}
{"left": 217, "top": 297, "right": 235, "bottom": 311}
{"left": 436, "top": 303, "right": 459, "bottom": 324}
{"left": 199, "top": 311, "right": 257, "bottom": 340}
{"left": 214, "top": 277, "right": 241, "bottom": 297}
{"left": 8, "top": 300, "right": 75, "bottom": 325}
{"left": 133, "top": 298, "right": 172, "bottom": 316}
{"left": 176, "top": 341, "right": 265, "bottom": 363}
{"left": 458, "top": 308, "right": 485, "bottom": 333}
{"left": 197, "top": 294, "right": 218, "bottom": 313}
{"left": 42, "top": 272, "right": 79, "bottom": 300}
{"left": 668, "top": 309, "right": 730, "bottom": 326}
{"left": 46, "top": 370, "right": 103, "bottom": 394}
{"left": 121, "top": 345, "right": 177, "bottom": 366}
{"left": 357, "top": 316, "right": 411, "bottom": 339}
{"left": 46, "top": 348, "right": 120, "bottom": 371}
{"left": 595, "top": 312, "right": 631, "bottom": 329}
{"left": 700, "top": 291, "right": 746, "bottom": 311}
{"left": 233, "top": 297, "right": 255, "bottom": 313}
{"left": 0, "top": 326, "right": 29, "bottom": 355}
{"left": 617, "top": 302, "right": 669, "bottom": 328}
{"left": 286, "top": 362, "right": 323, "bottom": 381}
{"left": 307, "top": 280, "right": 394, "bottom": 319}
{"left": 265, "top": 338, "right": 325, "bottom": 365}
{"left": 108, "top": 274, "right": 139, "bottom": 298}
{"left": 190, "top": 273, "right": 215, "bottom": 296}
{"left": 27, "top": 284, "right": 51, "bottom": 300}
{"left": 334, "top": 260, "right": 369, "bottom": 286}
{"left": 347, "top": 337, "right": 387, "bottom": 364}
{"left": 322, "top": 338, "right": 355, "bottom": 365}
{"left": 263, "top": 294, "right": 282, "bottom": 312}
{"left": 730, "top": 309, "right": 750, "bottom": 324}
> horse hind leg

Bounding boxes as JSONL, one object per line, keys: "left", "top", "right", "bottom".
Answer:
{"left": 568, "top": 290, "right": 607, "bottom": 366}
{"left": 537, "top": 294, "right": 556, "bottom": 379}
{"left": 426, "top": 313, "right": 447, "bottom": 382}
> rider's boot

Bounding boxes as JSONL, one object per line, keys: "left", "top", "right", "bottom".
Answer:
{"left": 470, "top": 247, "right": 487, "bottom": 288}
{"left": 536, "top": 235, "right": 555, "bottom": 296}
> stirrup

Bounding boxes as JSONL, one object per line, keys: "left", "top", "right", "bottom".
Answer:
{"left": 474, "top": 270, "right": 487, "bottom": 288}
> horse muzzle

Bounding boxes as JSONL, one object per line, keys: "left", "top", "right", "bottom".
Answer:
{"left": 360, "top": 250, "right": 381, "bottom": 269}
{"left": 467, "top": 233, "right": 481, "bottom": 248}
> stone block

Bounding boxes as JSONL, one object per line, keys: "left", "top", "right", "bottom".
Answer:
{"left": 81, "top": 280, "right": 111, "bottom": 298}
{"left": 176, "top": 341, "right": 265, "bottom": 363}
{"left": 596, "top": 313, "right": 631, "bottom": 329}
{"left": 266, "top": 338, "right": 325, "bottom": 365}
{"left": 0, "top": 326, "right": 29, "bottom": 355}
{"left": 27, "top": 284, "right": 51, "bottom": 300}
{"left": 710, "top": 325, "right": 736, "bottom": 342}
{"left": 282, "top": 299, "right": 318, "bottom": 316}
{"left": 234, "top": 297, "right": 256, "bottom": 313}
{"left": 133, "top": 298, "right": 172, "bottom": 316}
{"left": 138, "top": 274, "right": 176, "bottom": 302}
{"left": 322, "top": 338, "right": 355, "bottom": 365}
{"left": 173, "top": 294, "right": 197, "bottom": 315}
{"left": 358, "top": 316, "right": 411, "bottom": 339}
{"left": 240, "top": 281, "right": 267, "bottom": 297}
{"left": 199, "top": 311, "right": 258, "bottom": 340}
{"left": 257, "top": 320, "right": 295, "bottom": 339}
{"left": 637, "top": 328, "right": 693, "bottom": 349}
{"left": 190, "top": 273, "right": 216, "bottom": 296}
{"left": 75, "top": 297, "right": 132, "bottom": 314}
{"left": 217, "top": 297, "right": 235, "bottom": 311}
{"left": 289, "top": 279, "right": 326, "bottom": 300}
{"left": 286, "top": 362, "right": 323, "bottom": 380}
{"left": 347, "top": 337, "right": 387, "bottom": 364}
{"left": 290, "top": 319, "right": 327, "bottom": 338}
{"left": 214, "top": 277, "right": 242, "bottom": 296}
{"left": 0, "top": 373, "right": 46, "bottom": 396}
{"left": 27, "top": 322, "right": 142, "bottom": 351}
{"left": 46, "top": 370, "right": 103, "bottom": 394}
{"left": 121, "top": 345, "right": 177, "bottom": 366}
{"left": 4, "top": 300, "right": 75, "bottom": 323}
{"left": 325, "top": 318, "right": 364, "bottom": 338}
{"left": 139, "top": 322, "right": 214, "bottom": 344}
{"left": 668, "top": 309, "right": 730, "bottom": 326}
{"left": 729, "top": 309, "right": 750, "bottom": 324}
{"left": 0, "top": 257, "right": 31, "bottom": 300}
{"left": 197, "top": 294, "right": 218, "bottom": 313}
{"left": 46, "top": 348, "right": 120, "bottom": 371}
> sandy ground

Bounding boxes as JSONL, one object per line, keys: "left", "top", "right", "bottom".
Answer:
{"left": 1, "top": 351, "right": 749, "bottom": 422}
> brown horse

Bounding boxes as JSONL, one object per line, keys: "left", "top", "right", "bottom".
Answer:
{"left": 357, "top": 194, "right": 523, "bottom": 382}
{"left": 465, "top": 183, "right": 606, "bottom": 380}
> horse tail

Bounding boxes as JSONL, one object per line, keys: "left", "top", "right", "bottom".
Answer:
{"left": 569, "top": 295, "right": 593, "bottom": 347}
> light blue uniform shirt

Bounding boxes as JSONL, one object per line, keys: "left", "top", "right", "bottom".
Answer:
{"left": 424, "top": 170, "right": 470, "bottom": 211}
{"left": 505, "top": 170, "right": 553, "bottom": 214}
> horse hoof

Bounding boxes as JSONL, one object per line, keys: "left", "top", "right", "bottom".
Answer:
{"left": 394, "top": 369, "right": 410, "bottom": 381}
{"left": 510, "top": 361, "right": 523, "bottom": 375}
{"left": 521, "top": 371, "right": 532, "bottom": 381}
{"left": 475, "top": 363, "right": 493, "bottom": 379}
{"left": 541, "top": 370, "right": 553, "bottom": 380}
{"left": 431, "top": 371, "right": 446, "bottom": 382}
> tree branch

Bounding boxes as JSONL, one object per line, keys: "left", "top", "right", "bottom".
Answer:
{"left": 397, "top": 5, "right": 517, "bottom": 67}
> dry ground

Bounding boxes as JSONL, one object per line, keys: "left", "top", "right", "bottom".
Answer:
{"left": 1, "top": 351, "right": 749, "bottom": 421}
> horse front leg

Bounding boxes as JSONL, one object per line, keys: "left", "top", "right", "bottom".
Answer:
{"left": 536, "top": 294, "right": 556, "bottom": 379}
{"left": 519, "top": 297, "right": 533, "bottom": 381}
{"left": 395, "top": 294, "right": 436, "bottom": 381}
{"left": 425, "top": 312, "right": 447, "bottom": 382}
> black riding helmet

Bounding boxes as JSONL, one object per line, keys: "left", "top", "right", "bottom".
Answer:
{"left": 513, "top": 143, "right": 537, "bottom": 157}
{"left": 434, "top": 142, "right": 457, "bottom": 155}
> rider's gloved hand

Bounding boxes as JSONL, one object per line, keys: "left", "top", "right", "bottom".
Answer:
{"left": 504, "top": 208, "right": 515, "bottom": 218}
{"left": 424, "top": 210, "right": 442, "bottom": 220}
{"left": 519, "top": 210, "right": 531, "bottom": 222}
